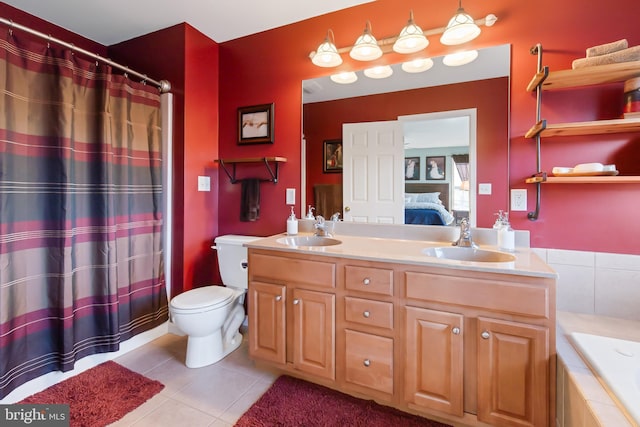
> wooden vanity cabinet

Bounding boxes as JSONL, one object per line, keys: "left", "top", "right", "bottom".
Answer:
{"left": 248, "top": 248, "right": 555, "bottom": 427}
{"left": 404, "top": 269, "right": 555, "bottom": 427}
{"left": 248, "top": 250, "right": 336, "bottom": 380}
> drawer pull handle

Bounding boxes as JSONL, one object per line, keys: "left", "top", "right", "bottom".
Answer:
{"left": 275, "top": 295, "right": 282, "bottom": 301}
{"left": 452, "top": 327, "right": 460, "bottom": 335}
{"left": 363, "top": 359, "right": 371, "bottom": 367}
{"left": 363, "top": 278, "right": 371, "bottom": 285}
{"left": 481, "top": 331, "right": 490, "bottom": 339}
{"left": 363, "top": 310, "right": 370, "bottom": 318}
{"left": 293, "top": 299, "right": 300, "bottom": 305}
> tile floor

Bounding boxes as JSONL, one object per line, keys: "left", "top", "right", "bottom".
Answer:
{"left": 110, "top": 328, "right": 279, "bottom": 427}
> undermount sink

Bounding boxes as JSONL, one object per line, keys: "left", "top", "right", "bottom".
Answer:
{"left": 422, "top": 246, "right": 516, "bottom": 263}
{"left": 276, "top": 235, "right": 342, "bottom": 247}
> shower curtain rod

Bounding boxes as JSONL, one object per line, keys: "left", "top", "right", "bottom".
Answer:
{"left": 0, "top": 17, "right": 171, "bottom": 93}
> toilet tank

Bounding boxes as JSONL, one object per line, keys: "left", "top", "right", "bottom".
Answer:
{"left": 214, "top": 235, "right": 261, "bottom": 289}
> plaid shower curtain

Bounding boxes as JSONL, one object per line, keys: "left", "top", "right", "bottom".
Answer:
{"left": 0, "top": 31, "right": 168, "bottom": 399}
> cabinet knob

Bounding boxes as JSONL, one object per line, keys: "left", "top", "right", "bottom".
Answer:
{"left": 363, "top": 310, "right": 370, "bottom": 318}
{"left": 274, "top": 295, "right": 282, "bottom": 301}
{"left": 363, "top": 278, "right": 371, "bottom": 285}
{"left": 363, "top": 359, "right": 371, "bottom": 367}
{"left": 452, "top": 327, "right": 460, "bottom": 335}
{"left": 293, "top": 299, "right": 300, "bottom": 305}
{"left": 481, "top": 331, "right": 490, "bottom": 339}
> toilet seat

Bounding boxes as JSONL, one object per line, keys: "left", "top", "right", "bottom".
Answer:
{"left": 170, "top": 286, "right": 236, "bottom": 314}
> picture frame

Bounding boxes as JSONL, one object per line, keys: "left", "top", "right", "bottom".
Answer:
{"left": 404, "top": 156, "right": 420, "bottom": 180}
{"left": 238, "top": 103, "right": 274, "bottom": 145}
{"left": 426, "top": 156, "right": 446, "bottom": 180}
{"left": 323, "top": 139, "right": 343, "bottom": 173}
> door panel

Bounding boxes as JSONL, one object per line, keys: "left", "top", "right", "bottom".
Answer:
{"left": 343, "top": 121, "right": 404, "bottom": 223}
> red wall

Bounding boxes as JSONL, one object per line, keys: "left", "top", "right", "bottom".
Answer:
{"left": 109, "top": 24, "right": 221, "bottom": 295}
{"left": 304, "top": 78, "right": 509, "bottom": 227}
{"left": 219, "top": 0, "right": 640, "bottom": 254}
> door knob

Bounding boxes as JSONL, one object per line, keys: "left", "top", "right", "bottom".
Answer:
{"left": 345, "top": 206, "right": 351, "bottom": 212}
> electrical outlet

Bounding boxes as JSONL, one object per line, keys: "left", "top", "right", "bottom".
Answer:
{"left": 197, "top": 176, "right": 210, "bottom": 192}
{"left": 478, "top": 183, "right": 492, "bottom": 195}
{"left": 511, "top": 189, "right": 527, "bottom": 211}
{"left": 286, "top": 188, "right": 295, "bottom": 205}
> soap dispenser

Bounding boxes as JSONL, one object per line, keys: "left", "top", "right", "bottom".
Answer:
{"left": 496, "top": 211, "right": 515, "bottom": 252}
{"left": 287, "top": 206, "right": 298, "bottom": 235}
{"left": 306, "top": 205, "right": 315, "bottom": 220}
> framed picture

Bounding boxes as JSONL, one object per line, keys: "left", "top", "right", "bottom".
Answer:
{"left": 426, "top": 156, "right": 446, "bottom": 180}
{"left": 404, "top": 157, "right": 420, "bottom": 180}
{"left": 323, "top": 140, "right": 343, "bottom": 173}
{"left": 238, "top": 103, "right": 274, "bottom": 144}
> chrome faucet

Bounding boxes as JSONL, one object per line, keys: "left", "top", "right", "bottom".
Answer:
{"left": 452, "top": 218, "right": 478, "bottom": 248}
{"left": 314, "top": 215, "right": 334, "bottom": 237}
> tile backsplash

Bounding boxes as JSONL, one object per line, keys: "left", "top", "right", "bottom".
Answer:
{"left": 533, "top": 248, "right": 640, "bottom": 321}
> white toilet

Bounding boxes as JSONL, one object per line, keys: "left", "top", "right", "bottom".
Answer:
{"left": 169, "top": 234, "right": 260, "bottom": 368}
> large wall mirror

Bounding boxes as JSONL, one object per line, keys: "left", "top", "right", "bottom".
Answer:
{"left": 302, "top": 44, "right": 510, "bottom": 228}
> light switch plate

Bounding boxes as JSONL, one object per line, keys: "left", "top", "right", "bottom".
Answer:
{"left": 197, "top": 176, "right": 210, "bottom": 192}
{"left": 286, "top": 188, "right": 295, "bottom": 205}
{"left": 478, "top": 183, "right": 492, "bottom": 195}
{"left": 511, "top": 189, "right": 527, "bottom": 211}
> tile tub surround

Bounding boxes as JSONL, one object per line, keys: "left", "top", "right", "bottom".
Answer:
{"left": 556, "top": 312, "right": 640, "bottom": 427}
{"left": 534, "top": 248, "right": 640, "bottom": 321}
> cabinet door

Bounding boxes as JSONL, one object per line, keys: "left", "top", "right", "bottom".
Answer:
{"left": 404, "top": 306, "right": 464, "bottom": 416}
{"left": 477, "top": 317, "right": 549, "bottom": 427}
{"left": 248, "top": 281, "right": 286, "bottom": 365}
{"left": 292, "top": 288, "right": 335, "bottom": 380}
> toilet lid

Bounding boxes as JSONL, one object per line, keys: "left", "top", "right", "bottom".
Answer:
{"left": 171, "top": 286, "right": 236, "bottom": 310}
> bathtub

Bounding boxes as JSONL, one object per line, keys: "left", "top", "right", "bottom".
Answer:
{"left": 570, "top": 332, "right": 640, "bottom": 426}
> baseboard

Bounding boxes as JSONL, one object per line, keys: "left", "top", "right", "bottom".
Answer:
{"left": 0, "top": 322, "right": 169, "bottom": 404}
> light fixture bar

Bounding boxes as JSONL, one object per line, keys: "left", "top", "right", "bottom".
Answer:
{"left": 308, "top": 14, "right": 496, "bottom": 59}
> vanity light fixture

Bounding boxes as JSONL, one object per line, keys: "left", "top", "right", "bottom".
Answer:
{"left": 330, "top": 71, "right": 358, "bottom": 84}
{"left": 392, "top": 10, "right": 429, "bottom": 54}
{"left": 440, "top": 0, "right": 482, "bottom": 46}
{"left": 309, "top": 10, "right": 497, "bottom": 68}
{"left": 311, "top": 29, "right": 343, "bottom": 67}
{"left": 350, "top": 21, "right": 383, "bottom": 61}
{"left": 401, "top": 57, "right": 434, "bottom": 73}
{"left": 443, "top": 49, "right": 478, "bottom": 66}
{"left": 364, "top": 65, "right": 393, "bottom": 79}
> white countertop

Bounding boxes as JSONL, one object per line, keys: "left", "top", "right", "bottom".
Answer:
{"left": 245, "top": 228, "right": 557, "bottom": 279}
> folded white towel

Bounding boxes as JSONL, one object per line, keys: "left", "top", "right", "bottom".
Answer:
{"left": 586, "top": 39, "right": 628, "bottom": 57}
{"left": 572, "top": 45, "right": 640, "bottom": 69}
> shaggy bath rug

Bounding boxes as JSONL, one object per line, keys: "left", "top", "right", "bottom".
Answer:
{"left": 19, "top": 361, "right": 164, "bottom": 426}
{"left": 235, "top": 375, "right": 452, "bottom": 426}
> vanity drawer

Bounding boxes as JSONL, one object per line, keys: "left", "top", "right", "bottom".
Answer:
{"left": 405, "top": 272, "right": 549, "bottom": 318}
{"left": 250, "top": 253, "right": 335, "bottom": 288}
{"left": 344, "top": 265, "right": 393, "bottom": 296}
{"left": 344, "top": 297, "right": 393, "bottom": 330}
{"left": 344, "top": 329, "right": 393, "bottom": 395}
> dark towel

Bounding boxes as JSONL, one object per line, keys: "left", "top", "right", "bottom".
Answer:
{"left": 240, "top": 178, "right": 260, "bottom": 221}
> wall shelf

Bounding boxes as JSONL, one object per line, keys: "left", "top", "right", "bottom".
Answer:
{"left": 526, "top": 175, "right": 640, "bottom": 184}
{"left": 215, "top": 157, "right": 287, "bottom": 183}
{"left": 526, "top": 118, "right": 640, "bottom": 138}
{"left": 525, "top": 44, "right": 640, "bottom": 220}
{"left": 526, "top": 60, "right": 640, "bottom": 92}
